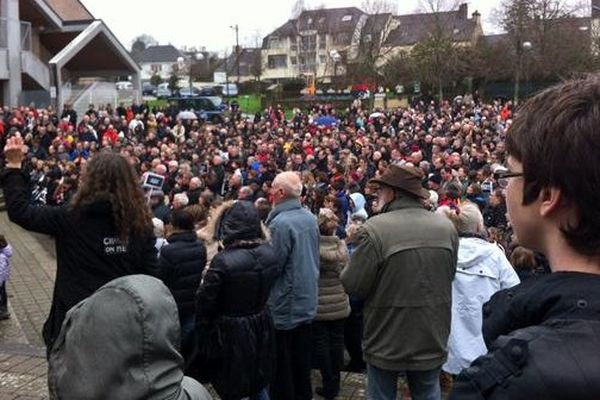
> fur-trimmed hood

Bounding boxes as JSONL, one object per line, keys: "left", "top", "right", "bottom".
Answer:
{"left": 197, "top": 200, "right": 271, "bottom": 247}
{"left": 319, "top": 235, "right": 349, "bottom": 268}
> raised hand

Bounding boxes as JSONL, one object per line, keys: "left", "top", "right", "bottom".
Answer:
{"left": 3, "top": 135, "right": 26, "bottom": 168}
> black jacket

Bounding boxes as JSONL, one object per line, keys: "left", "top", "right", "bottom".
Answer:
{"left": 483, "top": 203, "right": 507, "bottom": 229}
{"left": 159, "top": 231, "right": 206, "bottom": 323}
{"left": 450, "top": 272, "right": 600, "bottom": 400}
{"left": 152, "top": 203, "right": 171, "bottom": 225}
{"left": 192, "top": 201, "right": 278, "bottom": 400}
{"left": 0, "top": 169, "right": 158, "bottom": 353}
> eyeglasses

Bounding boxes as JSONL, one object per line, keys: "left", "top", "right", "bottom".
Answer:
{"left": 493, "top": 170, "right": 524, "bottom": 189}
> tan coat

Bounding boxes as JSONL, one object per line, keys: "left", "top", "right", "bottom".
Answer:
{"left": 316, "top": 235, "right": 351, "bottom": 321}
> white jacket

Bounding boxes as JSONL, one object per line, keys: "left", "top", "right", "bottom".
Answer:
{"left": 443, "top": 237, "right": 520, "bottom": 375}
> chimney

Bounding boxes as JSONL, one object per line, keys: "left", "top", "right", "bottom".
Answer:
{"left": 472, "top": 10, "right": 481, "bottom": 25}
{"left": 593, "top": 0, "right": 600, "bottom": 19}
{"left": 458, "top": 3, "right": 468, "bottom": 20}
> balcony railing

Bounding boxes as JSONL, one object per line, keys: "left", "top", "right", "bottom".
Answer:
{"left": 0, "top": 18, "right": 32, "bottom": 50}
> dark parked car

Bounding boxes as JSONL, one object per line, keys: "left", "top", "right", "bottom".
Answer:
{"left": 142, "top": 84, "right": 157, "bottom": 96}
{"left": 179, "top": 87, "right": 220, "bottom": 97}
{"left": 168, "top": 96, "right": 225, "bottom": 123}
{"left": 178, "top": 87, "right": 202, "bottom": 97}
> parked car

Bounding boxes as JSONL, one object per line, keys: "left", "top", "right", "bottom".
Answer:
{"left": 219, "top": 83, "right": 238, "bottom": 97}
{"left": 199, "top": 87, "right": 219, "bottom": 96}
{"left": 156, "top": 83, "right": 172, "bottom": 99}
{"left": 168, "top": 96, "right": 224, "bottom": 123}
{"left": 179, "top": 87, "right": 202, "bottom": 97}
{"left": 116, "top": 81, "right": 133, "bottom": 91}
{"left": 142, "top": 83, "right": 157, "bottom": 96}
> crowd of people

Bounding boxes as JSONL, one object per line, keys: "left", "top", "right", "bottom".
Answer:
{"left": 1, "top": 75, "right": 599, "bottom": 400}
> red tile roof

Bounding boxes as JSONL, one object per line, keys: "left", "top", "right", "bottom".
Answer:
{"left": 43, "top": 0, "right": 93, "bottom": 22}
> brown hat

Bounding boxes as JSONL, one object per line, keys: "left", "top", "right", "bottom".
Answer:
{"left": 369, "top": 165, "right": 430, "bottom": 200}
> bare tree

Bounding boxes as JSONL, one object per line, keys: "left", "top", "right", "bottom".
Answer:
{"left": 410, "top": 0, "right": 462, "bottom": 100}
{"left": 348, "top": 0, "right": 398, "bottom": 86}
{"left": 131, "top": 34, "right": 158, "bottom": 54}
{"left": 291, "top": 0, "right": 306, "bottom": 18}
{"left": 477, "top": 38, "right": 515, "bottom": 83}
{"left": 498, "top": 0, "right": 592, "bottom": 102}
{"left": 418, "top": 0, "right": 460, "bottom": 14}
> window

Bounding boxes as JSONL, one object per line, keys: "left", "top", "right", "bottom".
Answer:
{"left": 319, "top": 55, "right": 327, "bottom": 64}
{"left": 151, "top": 64, "right": 162, "bottom": 73}
{"left": 291, "top": 56, "right": 297, "bottom": 65}
{"left": 307, "top": 18, "right": 313, "bottom": 25}
{"left": 268, "top": 55, "right": 288, "bottom": 69}
{"left": 269, "top": 37, "right": 281, "bottom": 49}
{"left": 319, "top": 34, "right": 326, "bottom": 49}
{"left": 334, "top": 33, "right": 350, "bottom": 45}
{"left": 319, "top": 17, "right": 326, "bottom": 24}
{"left": 301, "top": 35, "right": 317, "bottom": 51}
{"left": 342, "top": 15, "right": 352, "bottom": 22}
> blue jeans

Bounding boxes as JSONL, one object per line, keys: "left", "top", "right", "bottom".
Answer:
{"left": 242, "top": 387, "right": 269, "bottom": 400}
{"left": 180, "top": 315, "right": 195, "bottom": 361}
{"left": 367, "top": 364, "right": 441, "bottom": 400}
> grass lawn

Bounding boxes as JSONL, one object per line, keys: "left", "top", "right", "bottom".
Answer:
{"left": 234, "top": 94, "right": 263, "bottom": 114}
{"left": 148, "top": 99, "right": 169, "bottom": 109}
{"left": 149, "top": 95, "right": 263, "bottom": 115}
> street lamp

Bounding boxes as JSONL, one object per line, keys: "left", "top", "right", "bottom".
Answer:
{"left": 230, "top": 24, "right": 240, "bottom": 86}
{"left": 177, "top": 53, "right": 204, "bottom": 96}
{"left": 515, "top": 41, "right": 532, "bottom": 104}
{"left": 329, "top": 50, "right": 341, "bottom": 89}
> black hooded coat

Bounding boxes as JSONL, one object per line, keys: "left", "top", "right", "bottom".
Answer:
{"left": 191, "top": 201, "right": 279, "bottom": 400}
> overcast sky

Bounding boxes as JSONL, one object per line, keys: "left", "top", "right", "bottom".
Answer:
{"left": 80, "top": 0, "right": 521, "bottom": 54}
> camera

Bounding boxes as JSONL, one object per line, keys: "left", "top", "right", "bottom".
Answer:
{"left": 199, "top": 163, "right": 209, "bottom": 175}
{"left": 143, "top": 172, "right": 165, "bottom": 190}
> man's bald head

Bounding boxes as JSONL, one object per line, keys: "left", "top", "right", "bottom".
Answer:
{"left": 190, "top": 177, "right": 202, "bottom": 190}
{"left": 272, "top": 171, "right": 303, "bottom": 205}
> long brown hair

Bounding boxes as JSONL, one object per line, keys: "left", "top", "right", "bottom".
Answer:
{"left": 71, "top": 151, "right": 152, "bottom": 242}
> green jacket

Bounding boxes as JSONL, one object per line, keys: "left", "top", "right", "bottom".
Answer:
{"left": 341, "top": 196, "right": 458, "bottom": 371}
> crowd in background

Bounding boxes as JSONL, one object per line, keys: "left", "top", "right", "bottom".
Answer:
{"left": 0, "top": 96, "right": 542, "bottom": 258}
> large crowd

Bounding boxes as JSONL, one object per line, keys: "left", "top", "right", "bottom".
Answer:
{"left": 2, "top": 96, "right": 523, "bottom": 245}
{"left": 1, "top": 76, "right": 599, "bottom": 400}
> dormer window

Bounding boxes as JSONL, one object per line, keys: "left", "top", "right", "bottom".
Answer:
{"left": 269, "top": 37, "right": 281, "bottom": 49}
{"left": 342, "top": 15, "right": 352, "bottom": 22}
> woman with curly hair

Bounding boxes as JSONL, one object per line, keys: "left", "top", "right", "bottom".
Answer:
{"left": 1, "top": 135, "right": 158, "bottom": 356}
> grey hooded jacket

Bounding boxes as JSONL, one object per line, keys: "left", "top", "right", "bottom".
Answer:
{"left": 48, "top": 274, "right": 212, "bottom": 400}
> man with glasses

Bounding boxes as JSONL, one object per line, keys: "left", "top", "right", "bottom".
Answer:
{"left": 451, "top": 77, "right": 600, "bottom": 399}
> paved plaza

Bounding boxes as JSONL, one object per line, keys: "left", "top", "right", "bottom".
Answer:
{"left": 0, "top": 211, "right": 424, "bottom": 399}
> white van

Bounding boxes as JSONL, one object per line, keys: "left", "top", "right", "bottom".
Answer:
{"left": 220, "top": 83, "right": 238, "bottom": 97}
{"left": 115, "top": 81, "right": 133, "bottom": 91}
{"left": 156, "top": 83, "right": 172, "bottom": 99}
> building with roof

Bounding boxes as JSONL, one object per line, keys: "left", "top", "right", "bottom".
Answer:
{"left": 260, "top": 4, "right": 482, "bottom": 83}
{"left": 132, "top": 44, "right": 184, "bottom": 82}
{"left": 216, "top": 47, "right": 262, "bottom": 83}
{"left": 0, "top": 0, "right": 139, "bottom": 109}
